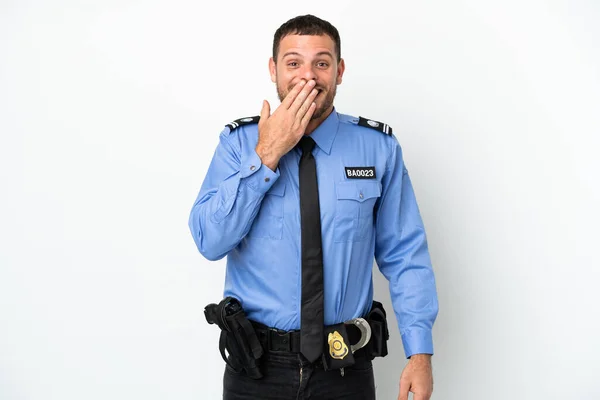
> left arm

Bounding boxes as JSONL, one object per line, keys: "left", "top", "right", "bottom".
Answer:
{"left": 374, "top": 136, "right": 439, "bottom": 399}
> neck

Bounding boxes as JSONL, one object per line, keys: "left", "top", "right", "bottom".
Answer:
{"left": 304, "top": 105, "right": 334, "bottom": 135}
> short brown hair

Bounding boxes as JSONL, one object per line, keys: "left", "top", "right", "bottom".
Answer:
{"left": 272, "top": 14, "right": 341, "bottom": 62}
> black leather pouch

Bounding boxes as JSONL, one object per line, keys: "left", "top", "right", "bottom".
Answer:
{"left": 321, "top": 323, "right": 356, "bottom": 371}
{"left": 366, "top": 301, "right": 389, "bottom": 359}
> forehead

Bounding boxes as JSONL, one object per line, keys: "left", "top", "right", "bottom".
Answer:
{"left": 278, "top": 34, "right": 336, "bottom": 59}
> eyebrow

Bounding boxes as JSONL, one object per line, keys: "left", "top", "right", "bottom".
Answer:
{"left": 315, "top": 51, "right": 334, "bottom": 59}
{"left": 281, "top": 51, "right": 334, "bottom": 59}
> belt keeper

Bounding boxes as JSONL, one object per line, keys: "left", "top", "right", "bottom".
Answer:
{"left": 270, "top": 328, "right": 292, "bottom": 352}
{"left": 281, "top": 332, "right": 291, "bottom": 352}
{"left": 266, "top": 328, "right": 272, "bottom": 350}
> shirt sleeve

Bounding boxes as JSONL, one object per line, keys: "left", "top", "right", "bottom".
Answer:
{"left": 374, "top": 136, "right": 439, "bottom": 358}
{"left": 188, "top": 130, "right": 279, "bottom": 261}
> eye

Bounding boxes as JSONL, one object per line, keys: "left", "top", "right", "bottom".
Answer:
{"left": 287, "top": 62, "right": 299, "bottom": 68}
{"left": 317, "top": 62, "right": 329, "bottom": 68}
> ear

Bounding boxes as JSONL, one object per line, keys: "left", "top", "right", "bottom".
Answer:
{"left": 269, "top": 57, "right": 277, "bottom": 83}
{"left": 336, "top": 58, "right": 346, "bottom": 85}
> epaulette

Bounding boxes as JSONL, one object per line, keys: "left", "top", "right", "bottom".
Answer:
{"left": 225, "top": 116, "right": 260, "bottom": 131}
{"left": 357, "top": 116, "right": 393, "bottom": 135}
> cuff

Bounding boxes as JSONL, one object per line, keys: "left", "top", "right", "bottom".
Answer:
{"left": 401, "top": 328, "right": 434, "bottom": 358}
{"left": 240, "top": 150, "right": 279, "bottom": 193}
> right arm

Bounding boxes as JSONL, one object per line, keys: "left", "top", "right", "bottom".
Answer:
{"left": 188, "top": 79, "right": 319, "bottom": 261}
{"left": 188, "top": 132, "right": 279, "bottom": 261}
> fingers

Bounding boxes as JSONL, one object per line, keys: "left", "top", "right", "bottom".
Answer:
{"left": 299, "top": 102, "right": 316, "bottom": 130}
{"left": 398, "top": 381, "right": 410, "bottom": 400}
{"left": 296, "top": 87, "right": 319, "bottom": 118}
{"left": 281, "top": 79, "right": 308, "bottom": 109}
{"left": 289, "top": 79, "right": 317, "bottom": 114}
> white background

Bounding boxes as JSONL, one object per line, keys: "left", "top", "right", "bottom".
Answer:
{"left": 1, "top": 0, "right": 599, "bottom": 399}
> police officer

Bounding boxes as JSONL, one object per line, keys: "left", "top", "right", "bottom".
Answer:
{"left": 189, "top": 14, "right": 438, "bottom": 400}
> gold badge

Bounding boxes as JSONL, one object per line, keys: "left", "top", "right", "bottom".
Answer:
{"left": 328, "top": 331, "right": 349, "bottom": 360}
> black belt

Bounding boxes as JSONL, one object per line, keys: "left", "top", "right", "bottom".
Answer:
{"left": 251, "top": 320, "right": 368, "bottom": 358}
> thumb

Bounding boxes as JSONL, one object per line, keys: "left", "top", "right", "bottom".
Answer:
{"left": 260, "top": 100, "right": 271, "bottom": 121}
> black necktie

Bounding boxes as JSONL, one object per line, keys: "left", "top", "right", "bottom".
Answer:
{"left": 298, "top": 136, "right": 325, "bottom": 363}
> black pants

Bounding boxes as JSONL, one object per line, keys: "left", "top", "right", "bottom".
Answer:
{"left": 223, "top": 351, "right": 376, "bottom": 400}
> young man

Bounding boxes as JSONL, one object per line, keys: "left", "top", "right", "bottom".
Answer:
{"left": 189, "top": 14, "right": 438, "bottom": 400}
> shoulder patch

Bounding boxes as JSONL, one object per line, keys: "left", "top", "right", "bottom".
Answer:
{"left": 225, "top": 116, "right": 260, "bottom": 131}
{"left": 357, "top": 116, "right": 393, "bottom": 135}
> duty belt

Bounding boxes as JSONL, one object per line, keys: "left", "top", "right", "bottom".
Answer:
{"left": 251, "top": 317, "right": 375, "bottom": 360}
{"left": 251, "top": 318, "right": 383, "bottom": 373}
{"left": 205, "top": 298, "right": 389, "bottom": 378}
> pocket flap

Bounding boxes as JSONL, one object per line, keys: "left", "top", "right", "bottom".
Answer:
{"left": 336, "top": 181, "right": 381, "bottom": 203}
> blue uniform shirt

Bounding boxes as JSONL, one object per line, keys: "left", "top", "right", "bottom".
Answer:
{"left": 189, "top": 109, "right": 439, "bottom": 358}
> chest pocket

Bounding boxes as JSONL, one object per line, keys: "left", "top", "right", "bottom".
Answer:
{"left": 334, "top": 180, "right": 382, "bottom": 242}
{"left": 248, "top": 181, "right": 286, "bottom": 240}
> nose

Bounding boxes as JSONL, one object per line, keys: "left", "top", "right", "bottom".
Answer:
{"left": 299, "top": 64, "right": 318, "bottom": 83}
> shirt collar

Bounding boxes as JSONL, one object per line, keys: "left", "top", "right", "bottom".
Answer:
{"left": 306, "top": 108, "right": 339, "bottom": 155}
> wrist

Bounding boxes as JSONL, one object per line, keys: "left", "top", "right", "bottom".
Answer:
{"left": 409, "top": 354, "right": 432, "bottom": 363}
{"left": 255, "top": 144, "right": 280, "bottom": 171}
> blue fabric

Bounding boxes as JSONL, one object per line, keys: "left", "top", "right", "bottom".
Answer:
{"left": 189, "top": 109, "right": 439, "bottom": 357}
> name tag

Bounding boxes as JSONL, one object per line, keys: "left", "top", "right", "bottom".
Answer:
{"left": 345, "top": 167, "right": 376, "bottom": 179}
